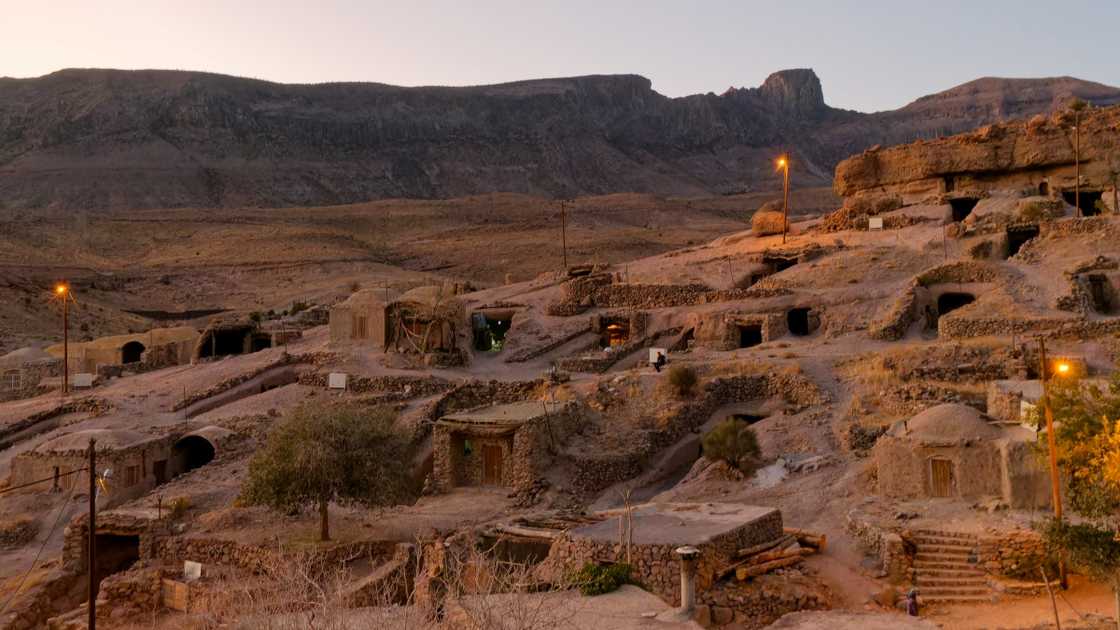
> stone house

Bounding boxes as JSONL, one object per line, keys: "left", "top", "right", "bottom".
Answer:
{"left": 0, "top": 347, "right": 59, "bottom": 401}
{"left": 386, "top": 285, "right": 466, "bottom": 357}
{"left": 986, "top": 380, "right": 1043, "bottom": 426}
{"left": 873, "top": 403, "right": 1050, "bottom": 509}
{"left": 431, "top": 400, "right": 577, "bottom": 493}
{"left": 540, "top": 502, "right": 784, "bottom": 605}
{"left": 329, "top": 288, "right": 398, "bottom": 347}
{"left": 8, "top": 426, "right": 231, "bottom": 509}
{"left": 46, "top": 327, "right": 199, "bottom": 375}
{"left": 691, "top": 311, "right": 788, "bottom": 350}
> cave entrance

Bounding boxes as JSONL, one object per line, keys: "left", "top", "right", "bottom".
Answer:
{"left": 250, "top": 333, "right": 273, "bottom": 353}
{"left": 473, "top": 311, "right": 514, "bottom": 352}
{"left": 1087, "top": 274, "right": 1115, "bottom": 314}
{"left": 1063, "top": 190, "right": 1103, "bottom": 216}
{"left": 787, "top": 308, "right": 812, "bottom": 336}
{"left": 1006, "top": 225, "right": 1040, "bottom": 258}
{"left": 763, "top": 254, "right": 798, "bottom": 274}
{"left": 120, "top": 341, "right": 145, "bottom": 364}
{"left": 937, "top": 292, "right": 976, "bottom": 318}
{"left": 200, "top": 327, "right": 252, "bottom": 359}
{"left": 1039, "top": 182, "right": 1050, "bottom": 196}
{"left": 90, "top": 534, "right": 140, "bottom": 598}
{"left": 730, "top": 413, "right": 767, "bottom": 425}
{"left": 949, "top": 198, "right": 980, "bottom": 222}
{"left": 173, "top": 435, "right": 216, "bottom": 473}
{"left": 601, "top": 322, "right": 630, "bottom": 348}
{"left": 737, "top": 325, "right": 763, "bottom": 349}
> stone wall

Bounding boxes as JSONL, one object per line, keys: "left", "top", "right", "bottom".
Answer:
{"left": 298, "top": 372, "right": 453, "bottom": 400}
{"left": 94, "top": 566, "right": 163, "bottom": 622}
{"left": 977, "top": 530, "right": 1047, "bottom": 579}
{"left": 0, "top": 359, "right": 59, "bottom": 402}
{"left": 868, "top": 280, "right": 920, "bottom": 341}
{"left": 0, "top": 397, "right": 114, "bottom": 451}
{"left": 172, "top": 352, "right": 319, "bottom": 411}
{"left": 696, "top": 574, "right": 830, "bottom": 629}
{"left": 541, "top": 509, "right": 784, "bottom": 605}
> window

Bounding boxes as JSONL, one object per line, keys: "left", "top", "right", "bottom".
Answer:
{"left": 352, "top": 315, "right": 368, "bottom": 340}
{"left": 2, "top": 370, "right": 21, "bottom": 392}
{"left": 124, "top": 465, "right": 141, "bottom": 487}
{"left": 463, "top": 439, "right": 473, "bottom": 456}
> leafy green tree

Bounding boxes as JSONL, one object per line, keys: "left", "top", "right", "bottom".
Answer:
{"left": 242, "top": 401, "right": 416, "bottom": 541}
{"left": 702, "top": 419, "right": 762, "bottom": 473}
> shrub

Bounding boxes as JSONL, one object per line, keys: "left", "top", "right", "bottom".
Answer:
{"left": 702, "top": 419, "right": 762, "bottom": 473}
{"left": 168, "top": 496, "right": 191, "bottom": 520}
{"left": 575, "top": 562, "right": 631, "bottom": 596}
{"left": 666, "top": 365, "right": 698, "bottom": 398}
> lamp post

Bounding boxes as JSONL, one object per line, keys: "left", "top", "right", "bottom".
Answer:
{"left": 55, "top": 283, "right": 71, "bottom": 395}
{"left": 559, "top": 199, "right": 569, "bottom": 271}
{"left": 777, "top": 155, "right": 791, "bottom": 244}
{"left": 1038, "top": 338, "right": 1071, "bottom": 588}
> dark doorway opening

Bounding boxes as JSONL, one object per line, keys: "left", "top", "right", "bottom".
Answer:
{"left": 1039, "top": 182, "right": 1050, "bottom": 196}
{"left": 1006, "top": 225, "right": 1040, "bottom": 258}
{"left": 174, "top": 435, "right": 215, "bottom": 473}
{"left": 200, "top": 328, "right": 251, "bottom": 359}
{"left": 949, "top": 198, "right": 979, "bottom": 222}
{"left": 787, "top": 308, "right": 812, "bottom": 336}
{"left": 1087, "top": 274, "right": 1115, "bottom": 314}
{"left": 120, "top": 341, "right": 145, "bottom": 364}
{"left": 937, "top": 292, "right": 976, "bottom": 317}
{"left": 1063, "top": 190, "right": 1104, "bottom": 216}
{"left": 730, "top": 413, "right": 767, "bottom": 425}
{"left": 251, "top": 334, "right": 273, "bottom": 353}
{"left": 763, "top": 255, "right": 798, "bottom": 274}
{"left": 153, "top": 460, "right": 168, "bottom": 485}
{"left": 737, "top": 325, "right": 763, "bottom": 348}
{"left": 473, "top": 312, "right": 514, "bottom": 352}
{"left": 90, "top": 534, "right": 140, "bottom": 598}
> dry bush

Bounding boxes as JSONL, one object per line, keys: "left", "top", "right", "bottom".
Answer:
{"left": 702, "top": 419, "right": 762, "bottom": 473}
{"left": 0, "top": 517, "right": 37, "bottom": 549}
{"left": 666, "top": 365, "right": 698, "bottom": 398}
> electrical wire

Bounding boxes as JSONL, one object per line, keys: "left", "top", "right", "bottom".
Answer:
{"left": 0, "top": 467, "right": 87, "bottom": 496}
{"left": 0, "top": 477, "right": 79, "bottom": 616}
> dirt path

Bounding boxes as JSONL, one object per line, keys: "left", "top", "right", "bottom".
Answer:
{"left": 927, "top": 575, "right": 1115, "bottom": 629}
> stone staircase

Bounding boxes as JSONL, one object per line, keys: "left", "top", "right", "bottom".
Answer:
{"left": 911, "top": 529, "right": 992, "bottom": 604}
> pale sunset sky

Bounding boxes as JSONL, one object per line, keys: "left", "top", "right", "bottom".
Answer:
{"left": 2, "top": 0, "right": 1117, "bottom": 111}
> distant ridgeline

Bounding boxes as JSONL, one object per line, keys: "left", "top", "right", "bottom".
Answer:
{"left": 0, "top": 68, "right": 1118, "bottom": 210}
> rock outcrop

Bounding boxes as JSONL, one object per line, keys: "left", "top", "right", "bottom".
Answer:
{"left": 835, "top": 104, "right": 1120, "bottom": 203}
{"left": 1, "top": 68, "right": 1118, "bottom": 210}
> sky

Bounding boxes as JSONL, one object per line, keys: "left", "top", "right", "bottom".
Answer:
{"left": 2, "top": 0, "right": 1118, "bottom": 112}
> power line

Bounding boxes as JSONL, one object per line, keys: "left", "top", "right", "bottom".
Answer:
{"left": 0, "top": 478, "right": 78, "bottom": 616}
{"left": 0, "top": 467, "right": 87, "bottom": 496}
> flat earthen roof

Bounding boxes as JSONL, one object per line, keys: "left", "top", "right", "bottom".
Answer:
{"left": 441, "top": 400, "right": 567, "bottom": 426}
{"left": 572, "top": 502, "right": 779, "bottom": 546}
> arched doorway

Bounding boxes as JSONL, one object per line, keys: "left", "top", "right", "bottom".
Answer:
{"left": 120, "top": 341, "right": 145, "bottom": 364}
{"left": 937, "top": 293, "right": 976, "bottom": 317}
{"left": 173, "top": 435, "right": 215, "bottom": 473}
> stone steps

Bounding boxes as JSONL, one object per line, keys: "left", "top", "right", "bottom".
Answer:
{"left": 915, "top": 567, "right": 985, "bottom": 579}
{"left": 916, "top": 576, "right": 988, "bottom": 588}
{"left": 919, "top": 594, "right": 993, "bottom": 605}
{"left": 912, "top": 536, "right": 977, "bottom": 548}
{"left": 912, "top": 529, "right": 979, "bottom": 542}
{"left": 915, "top": 552, "right": 977, "bottom": 563}
{"left": 914, "top": 545, "right": 973, "bottom": 556}
{"left": 914, "top": 559, "right": 977, "bottom": 571}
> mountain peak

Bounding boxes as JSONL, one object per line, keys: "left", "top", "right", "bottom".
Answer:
{"left": 759, "top": 68, "right": 825, "bottom": 115}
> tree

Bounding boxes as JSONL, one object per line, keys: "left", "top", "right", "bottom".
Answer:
{"left": 242, "top": 401, "right": 416, "bottom": 541}
{"left": 701, "top": 419, "right": 762, "bottom": 473}
{"left": 1038, "top": 372, "right": 1120, "bottom": 627}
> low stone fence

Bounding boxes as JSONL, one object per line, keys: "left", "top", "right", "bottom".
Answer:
{"left": 95, "top": 566, "right": 163, "bottom": 622}
{"left": 298, "top": 372, "right": 453, "bottom": 399}
{"left": 568, "top": 452, "right": 647, "bottom": 494}
{"left": 172, "top": 352, "right": 320, "bottom": 411}
{"left": 696, "top": 575, "right": 829, "bottom": 629}
{"left": 0, "top": 397, "right": 114, "bottom": 451}
{"left": 978, "top": 530, "right": 1046, "bottom": 579}
{"left": 940, "top": 314, "right": 1120, "bottom": 341}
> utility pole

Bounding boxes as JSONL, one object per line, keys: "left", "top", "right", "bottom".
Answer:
{"left": 779, "top": 155, "right": 791, "bottom": 244}
{"left": 88, "top": 438, "right": 97, "bottom": 629}
{"left": 560, "top": 200, "right": 569, "bottom": 271}
{"left": 1074, "top": 110, "right": 1081, "bottom": 217}
{"left": 1038, "top": 338, "right": 1068, "bottom": 588}
{"left": 56, "top": 283, "right": 71, "bottom": 395}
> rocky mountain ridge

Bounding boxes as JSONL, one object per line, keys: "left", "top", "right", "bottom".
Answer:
{"left": 1, "top": 68, "right": 1118, "bottom": 210}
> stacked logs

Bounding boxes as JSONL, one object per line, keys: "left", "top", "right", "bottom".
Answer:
{"left": 720, "top": 528, "right": 827, "bottom": 582}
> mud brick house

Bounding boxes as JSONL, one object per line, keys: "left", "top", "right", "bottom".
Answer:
{"left": 431, "top": 400, "right": 577, "bottom": 493}
{"left": 873, "top": 403, "right": 1050, "bottom": 509}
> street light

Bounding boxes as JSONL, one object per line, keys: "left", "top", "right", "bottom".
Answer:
{"left": 54, "top": 283, "right": 71, "bottom": 395}
{"left": 1039, "top": 339, "right": 1072, "bottom": 588}
{"left": 776, "top": 155, "right": 791, "bottom": 244}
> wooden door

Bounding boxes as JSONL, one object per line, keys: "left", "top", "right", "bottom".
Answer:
{"left": 930, "top": 458, "right": 955, "bottom": 498}
{"left": 482, "top": 445, "right": 503, "bottom": 485}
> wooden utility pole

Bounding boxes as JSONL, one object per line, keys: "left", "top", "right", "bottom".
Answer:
{"left": 1075, "top": 109, "right": 1082, "bottom": 217}
{"left": 781, "top": 156, "right": 791, "bottom": 244}
{"left": 560, "top": 200, "right": 569, "bottom": 271}
{"left": 1038, "top": 338, "right": 1068, "bottom": 588}
{"left": 62, "top": 292, "right": 69, "bottom": 395}
{"left": 88, "top": 438, "right": 97, "bottom": 629}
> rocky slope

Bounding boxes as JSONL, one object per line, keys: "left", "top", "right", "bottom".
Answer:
{"left": 1, "top": 68, "right": 1118, "bottom": 210}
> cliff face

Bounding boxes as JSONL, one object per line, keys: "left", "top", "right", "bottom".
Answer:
{"left": 0, "top": 68, "right": 1118, "bottom": 210}
{"left": 834, "top": 105, "right": 1120, "bottom": 201}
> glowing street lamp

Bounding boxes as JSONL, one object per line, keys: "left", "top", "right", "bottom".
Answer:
{"left": 54, "top": 283, "right": 72, "bottom": 395}
{"left": 776, "top": 155, "right": 791, "bottom": 244}
{"left": 1039, "top": 339, "right": 1073, "bottom": 588}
